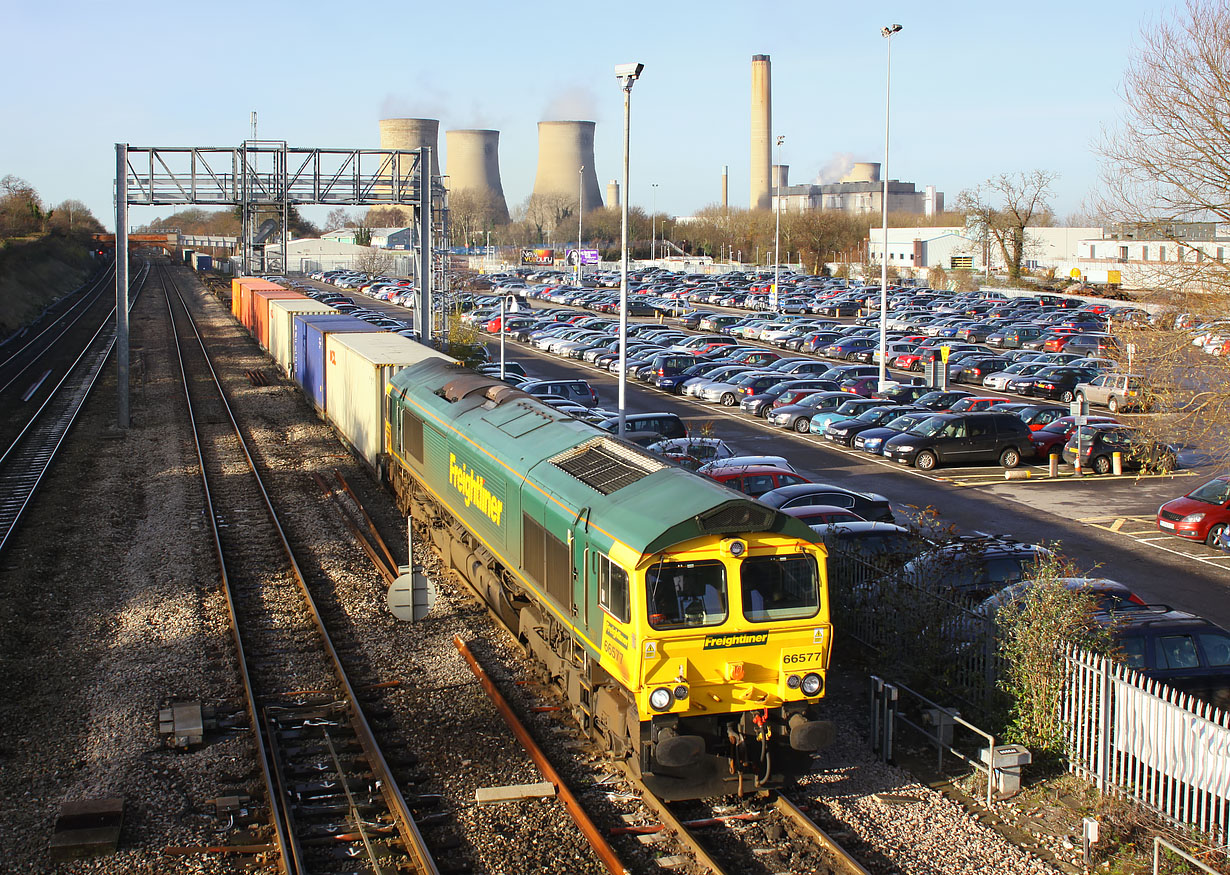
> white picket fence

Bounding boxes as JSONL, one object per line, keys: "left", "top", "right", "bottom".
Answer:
{"left": 1063, "top": 646, "right": 1230, "bottom": 843}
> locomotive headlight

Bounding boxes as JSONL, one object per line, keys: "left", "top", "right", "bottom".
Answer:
{"left": 650, "top": 687, "right": 673, "bottom": 711}
{"left": 673, "top": 685, "right": 689, "bottom": 701}
{"left": 801, "top": 673, "right": 823, "bottom": 696}
{"left": 786, "top": 675, "right": 802, "bottom": 689}
{"left": 720, "top": 538, "right": 748, "bottom": 558}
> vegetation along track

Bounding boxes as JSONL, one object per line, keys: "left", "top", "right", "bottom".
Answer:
{"left": 161, "top": 263, "right": 439, "bottom": 875}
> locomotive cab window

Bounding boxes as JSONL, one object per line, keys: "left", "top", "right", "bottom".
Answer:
{"left": 742, "top": 554, "right": 820, "bottom": 623}
{"left": 646, "top": 560, "right": 728, "bottom": 630}
{"left": 596, "top": 552, "right": 630, "bottom": 624}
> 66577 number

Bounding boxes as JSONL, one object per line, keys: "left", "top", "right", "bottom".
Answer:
{"left": 783, "top": 651, "right": 824, "bottom": 666}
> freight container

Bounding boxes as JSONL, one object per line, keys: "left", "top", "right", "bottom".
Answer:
{"left": 251, "top": 289, "right": 305, "bottom": 349}
{"left": 231, "top": 277, "right": 284, "bottom": 324}
{"left": 192, "top": 253, "right": 213, "bottom": 271}
{"left": 324, "top": 332, "right": 457, "bottom": 468}
{"left": 268, "top": 299, "right": 336, "bottom": 375}
{"left": 182, "top": 249, "right": 194, "bottom": 265}
{"left": 293, "top": 314, "right": 383, "bottom": 411}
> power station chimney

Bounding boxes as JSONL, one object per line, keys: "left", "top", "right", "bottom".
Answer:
{"left": 379, "top": 118, "right": 440, "bottom": 179}
{"left": 722, "top": 165, "right": 728, "bottom": 208}
{"left": 445, "top": 129, "right": 510, "bottom": 224}
{"left": 606, "top": 180, "right": 620, "bottom": 208}
{"left": 750, "top": 55, "right": 772, "bottom": 210}
{"left": 531, "top": 121, "right": 604, "bottom": 211}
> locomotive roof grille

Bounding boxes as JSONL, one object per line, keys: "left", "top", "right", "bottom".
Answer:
{"left": 550, "top": 437, "right": 665, "bottom": 495}
{"left": 696, "top": 502, "right": 778, "bottom": 534}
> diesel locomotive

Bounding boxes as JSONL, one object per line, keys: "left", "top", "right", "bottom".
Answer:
{"left": 382, "top": 357, "right": 835, "bottom": 800}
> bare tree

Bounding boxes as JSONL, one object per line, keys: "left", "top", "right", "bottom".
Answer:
{"left": 955, "top": 170, "right": 1059, "bottom": 282}
{"left": 1094, "top": 0, "right": 1230, "bottom": 467}
{"left": 354, "top": 249, "right": 395, "bottom": 276}
{"left": 324, "top": 208, "right": 358, "bottom": 232}
{"left": 363, "top": 206, "right": 409, "bottom": 228}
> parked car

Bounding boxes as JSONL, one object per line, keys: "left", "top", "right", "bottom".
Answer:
{"left": 1074, "top": 373, "right": 1153, "bottom": 413}
{"left": 882, "top": 411, "right": 1034, "bottom": 470}
{"left": 901, "top": 537, "right": 1055, "bottom": 601}
{"left": 781, "top": 505, "right": 865, "bottom": 527}
{"left": 645, "top": 437, "right": 738, "bottom": 470}
{"left": 519, "top": 378, "right": 600, "bottom": 408}
{"left": 705, "top": 465, "right": 811, "bottom": 497}
{"left": 1028, "top": 415, "right": 1120, "bottom": 459}
{"left": 1061, "top": 423, "right": 1178, "bottom": 474}
{"left": 1156, "top": 476, "right": 1230, "bottom": 546}
{"left": 758, "top": 482, "right": 895, "bottom": 522}
{"left": 697, "top": 455, "right": 796, "bottom": 474}
{"left": 595, "top": 412, "right": 688, "bottom": 440}
{"left": 1106, "top": 609, "right": 1230, "bottom": 709}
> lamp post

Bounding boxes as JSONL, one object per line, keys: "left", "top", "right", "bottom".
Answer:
{"left": 576, "top": 165, "right": 584, "bottom": 288}
{"left": 772, "top": 135, "right": 784, "bottom": 312}
{"left": 651, "top": 183, "right": 658, "bottom": 262}
{"left": 878, "top": 23, "right": 902, "bottom": 391}
{"left": 615, "top": 62, "right": 644, "bottom": 437}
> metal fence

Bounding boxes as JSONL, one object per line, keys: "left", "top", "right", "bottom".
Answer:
{"left": 1063, "top": 646, "right": 1230, "bottom": 844}
{"left": 827, "top": 544, "right": 1000, "bottom": 715}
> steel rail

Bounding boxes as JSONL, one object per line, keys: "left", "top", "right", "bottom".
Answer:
{"left": 617, "top": 766, "right": 730, "bottom": 875}
{"left": 774, "top": 794, "right": 872, "bottom": 875}
{"left": 454, "top": 635, "right": 629, "bottom": 875}
{"left": 0, "top": 260, "right": 117, "bottom": 394}
{"left": 161, "top": 263, "right": 438, "bottom": 875}
{"left": 0, "top": 261, "right": 148, "bottom": 557}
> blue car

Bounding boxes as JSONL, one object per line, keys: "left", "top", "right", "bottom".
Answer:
{"left": 851, "top": 410, "right": 936, "bottom": 455}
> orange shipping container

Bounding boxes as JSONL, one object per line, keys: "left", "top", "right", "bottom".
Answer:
{"left": 251, "top": 289, "right": 305, "bottom": 351}
{"left": 233, "top": 278, "right": 284, "bottom": 333}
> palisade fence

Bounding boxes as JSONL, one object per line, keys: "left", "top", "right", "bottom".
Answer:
{"left": 1063, "top": 647, "right": 1230, "bottom": 845}
{"left": 828, "top": 542, "right": 1230, "bottom": 844}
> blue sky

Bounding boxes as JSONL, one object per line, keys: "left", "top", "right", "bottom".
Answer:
{"left": 3, "top": 0, "right": 1165, "bottom": 231}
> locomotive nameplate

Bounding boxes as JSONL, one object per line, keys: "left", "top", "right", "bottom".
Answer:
{"left": 702, "top": 632, "right": 769, "bottom": 650}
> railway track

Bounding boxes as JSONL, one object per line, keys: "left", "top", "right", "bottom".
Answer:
{"left": 161, "top": 263, "right": 441, "bottom": 875}
{"left": 0, "top": 259, "right": 147, "bottom": 556}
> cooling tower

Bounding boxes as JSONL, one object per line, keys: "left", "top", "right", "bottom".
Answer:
{"left": 772, "top": 165, "right": 789, "bottom": 189}
{"left": 606, "top": 180, "right": 620, "bottom": 208}
{"left": 532, "top": 121, "right": 603, "bottom": 211}
{"left": 379, "top": 118, "right": 440, "bottom": 179}
{"left": 445, "top": 129, "right": 510, "bottom": 224}
{"left": 750, "top": 55, "right": 772, "bottom": 210}
{"left": 841, "top": 162, "right": 881, "bottom": 184}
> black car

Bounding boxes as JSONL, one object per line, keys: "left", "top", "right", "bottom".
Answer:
{"left": 1061, "top": 423, "right": 1178, "bottom": 474}
{"left": 872, "top": 383, "right": 932, "bottom": 405}
{"left": 882, "top": 411, "right": 1034, "bottom": 470}
{"left": 1019, "top": 367, "right": 1102, "bottom": 402}
{"left": 1107, "top": 609, "right": 1230, "bottom": 709}
{"left": 822, "top": 405, "right": 922, "bottom": 446}
{"left": 902, "top": 537, "right": 1054, "bottom": 601}
{"left": 914, "top": 389, "right": 975, "bottom": 410}
{"left": 758, "top": 483, "right": 895, "bottom": 522}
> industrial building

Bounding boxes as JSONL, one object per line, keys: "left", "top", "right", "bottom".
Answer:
{"left": 868, "top": 225, "right": 1104, "bottom": 272}
{"left": 773, "top": 162, "right": 943, "bottom": 217}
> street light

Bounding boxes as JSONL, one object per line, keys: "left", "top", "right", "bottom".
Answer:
{"left": 615, "top": 61, "right": 644, "bottom": 437}
{"left": 576, "top": 165, "right": 584, "bottom": 288}
{"left": 772, "top": 135, "right": 784, "bottom": 312}
{"left": 650, "top": 183, "right": 658, "bottom": 262}
{"left": 878, "top": 22, "right": 902, "bottom": 392}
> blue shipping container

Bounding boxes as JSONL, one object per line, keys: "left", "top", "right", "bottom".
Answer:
{"left": 292, "top": 314, "right": 382, "bottom": 411}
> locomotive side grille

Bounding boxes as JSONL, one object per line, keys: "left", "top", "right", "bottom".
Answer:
{"left": 697, "top": 502, "right": 777, "bottom": 534}
{"left": 551, "top": 438, "right": 664, "bottom": 495}
{"left": 402, "top": 411, "right": 424, "bottom": 462}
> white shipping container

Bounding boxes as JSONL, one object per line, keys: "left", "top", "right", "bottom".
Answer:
{"left": 268, "top": 299, "right": 337, "bottom": 374}
{"left": 324, "top": 332, "right": 456, "bottom": 467}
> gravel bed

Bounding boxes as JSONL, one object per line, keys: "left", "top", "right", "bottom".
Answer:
{"left": 0, "top": 261, "right": 1086, "bottom": 875}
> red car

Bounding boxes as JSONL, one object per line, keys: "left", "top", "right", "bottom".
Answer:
{"left": 706, "top": 465, "right": 812, "bottom": 497}
{"left": 1042, "top": 330, "right": 1084, "bottom": 352}
{"left": 997, "top": 402, "right": 1067, "bottom": 431}
{"left": 1157, "top": 476, "right": 1230, "bottom": 546}
{"left": 945, "top": 396, "right": 1011, "bottom": 414}
{"left": 1028, "top": 415, "right": 1119, "bottom": 458}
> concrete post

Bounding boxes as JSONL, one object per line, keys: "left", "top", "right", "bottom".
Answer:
{"left": 115, "top": 143, "right": 130, "bottom": 430}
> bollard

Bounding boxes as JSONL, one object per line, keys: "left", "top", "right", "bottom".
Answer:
{"left": 883, "top": 683, "right": 899, "bottom": 764}
{"left": 1049, "top": 453, "right": 1059, "bottom": 478}
{"left": 1073, "top": 458, "right": 1082, "bottom": 477}
{"left": 1112, "top": 451, "right": 1122, "bottom": 475}
{"left": 1004, "top": 469, "right": 1031, "bottom": 481}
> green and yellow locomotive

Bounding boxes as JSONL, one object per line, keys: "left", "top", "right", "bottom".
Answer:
{"left": 384, "top": 360, "right": 834, "bottom": 799}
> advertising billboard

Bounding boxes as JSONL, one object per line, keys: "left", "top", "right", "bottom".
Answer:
{"left": 520, "top": 248, "right": 555, "bottom": 266}
{"left": 565, "top": 249, "right": 601, "bottom": 266}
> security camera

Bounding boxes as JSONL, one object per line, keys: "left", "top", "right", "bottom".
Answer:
{"left": 614, "top": 62, "right": 645, "bottom": 81}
